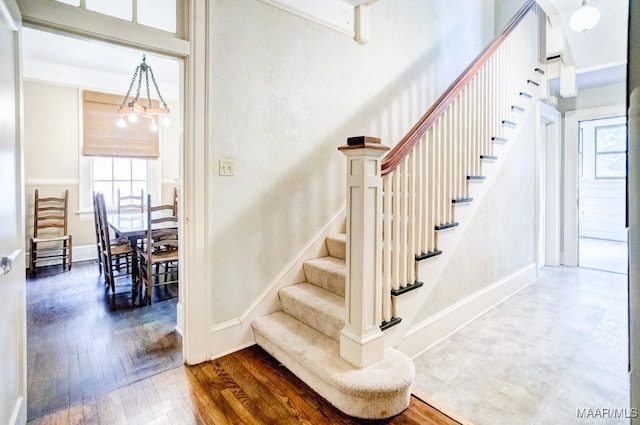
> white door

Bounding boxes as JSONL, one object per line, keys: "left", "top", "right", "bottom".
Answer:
{"left": 0, "top": 1, "right": 26, "bottom": 424}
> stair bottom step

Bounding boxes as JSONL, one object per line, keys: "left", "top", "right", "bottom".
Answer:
{"left": 252, "top": 311, "right": 414, "bottom": 419}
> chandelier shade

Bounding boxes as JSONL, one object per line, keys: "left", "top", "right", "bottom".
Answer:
{"left": 116, "top": 55, "right": 170, "bottom": 131}
{"left": 569, "top": 0, "right": 600, "bottom": 33}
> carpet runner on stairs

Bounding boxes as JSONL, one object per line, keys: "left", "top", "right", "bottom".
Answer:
{"left": 251, "top": 233, "right": 415, "bottom": 420}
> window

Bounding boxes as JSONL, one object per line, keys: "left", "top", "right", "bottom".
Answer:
{"left": 93, "top": 157, "right": 148, "bottom": 208}
{"left": 54, "top": 0, "right": 177, "bottom": 33}
{"left": 595, "top": 124, "right": 626, "bottom": 179}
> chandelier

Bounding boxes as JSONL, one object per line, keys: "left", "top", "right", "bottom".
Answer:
{"left": 116, "top": 55, "right": 170, "bottom": 131}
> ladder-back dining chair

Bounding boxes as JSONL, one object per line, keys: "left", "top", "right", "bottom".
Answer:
{"left": 117, "top": 188, "right": 144, "bottom": 213}
{"left": 92, "top": 191, "right": 131, "bottom": 280}
{"left": 138, "top": 194, "right": 179, "bottom": 304}
{"left": 29, "top": 189, "right": 72, "bottom": 277}
{"left": 96, "top": 192, "right": 136, "bottom": 294}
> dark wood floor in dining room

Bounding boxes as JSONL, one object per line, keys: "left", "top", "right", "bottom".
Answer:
{"left": 27, "top": 261, "right": 460, "bottom": 425}
{"left": 26, "top": 260, "right": 182, "bottom": 421}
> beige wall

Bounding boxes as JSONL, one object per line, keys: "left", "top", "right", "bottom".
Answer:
{"left": 207, "top": 0, "right": 506, "bottom": 323}
{"left": 23, "top": 80, "right": 179, "bottom": 255}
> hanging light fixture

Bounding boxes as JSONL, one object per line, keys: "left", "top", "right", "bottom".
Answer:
{"left": 569, "top": 0, "right": 601, "bottom": 33}
{"left": 116, "top": 54, "right": 170, "bottom": 132}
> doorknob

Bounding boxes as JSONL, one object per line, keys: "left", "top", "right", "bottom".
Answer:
{"left": 0, "top": 249, "right": 20, "bottom": 276}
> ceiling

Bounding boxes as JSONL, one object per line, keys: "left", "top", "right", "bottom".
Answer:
{"left": 543, "top": 0, "right": 628, "bottom": 90}
{"left": 21, "top": 0, "right": 628, "bottom": 98}
{"left": 22, "top": 27, "right": 181, "bottom": 100}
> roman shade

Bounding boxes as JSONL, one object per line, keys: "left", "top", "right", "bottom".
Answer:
{"left": 82, "top": 90, "right": 159, "bottom": 159}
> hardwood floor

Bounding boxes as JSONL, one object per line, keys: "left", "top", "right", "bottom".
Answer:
{"left": 28, "top": 345, "right": 461, "bottom": 425}
{"left": 27, "top": 261, "right": 460, "bottom": 424}
{"left": 27, "top": 261, "right": 182, "bottom": 421}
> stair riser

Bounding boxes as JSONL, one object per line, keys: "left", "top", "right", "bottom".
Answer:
{"left": 326, "top": 235, "right": 346, "bottom": 260}
{"left": 304, "top": 262, "right": 345, "bottom": 296}
{"left": 279, "top": 289, "right": 344, "bottom": 341}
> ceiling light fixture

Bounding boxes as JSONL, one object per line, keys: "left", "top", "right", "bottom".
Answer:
{"left": 116, "top": 55, "right": 170, "bottom": 132}
{"left": 569, "top": 0, "right": 600, "bottom": 33}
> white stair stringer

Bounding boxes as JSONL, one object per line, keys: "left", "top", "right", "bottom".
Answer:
{"left": 252, "top": 311, "right": 415, "bottom": 420}
{"left": 384, "top": 79, "right": 541, "bottom": 353}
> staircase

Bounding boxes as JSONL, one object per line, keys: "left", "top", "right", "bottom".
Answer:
{"left": 252, "top": 0, "right": 542, "bottom": 420}
{"left": 251, "top": 233, "right": 415, "bottom": 420}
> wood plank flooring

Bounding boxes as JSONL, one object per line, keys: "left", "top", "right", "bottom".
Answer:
{"left": 27, "top": 261, "right": 182, "bottom": 420}
{"left": 27, "top": 261, "right": 460, "bottom": 424}
{"left": 29, "top": 345, "right": 461, "bottom": 425}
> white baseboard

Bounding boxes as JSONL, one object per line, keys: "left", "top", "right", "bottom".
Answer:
{"left": 176, "top": 302, "right": 184, "bottom": 337}
{"left": 73, "top": 244, "right": 98, "bottom": 263}
{"left": 9, "top": 396, "right": 26, "bottom": 425}
{"left": 207, "top": 207, "right": 345, "bottom": 360}
{"left": 398, "top": 264, "right": 537, "bottom": 359}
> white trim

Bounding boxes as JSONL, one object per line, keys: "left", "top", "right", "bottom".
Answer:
{"left": 17, "top": 0, "right": 189, "bottom": 56}
{"left": 72, "top": 244, "right": 97, "bottom": 262}
{"left": 25, "top": 178, "right": 79, "bottom": 185}
{"left": 207, "top": 207, "right": 345, "bottom": 360}
{"left": 399, "top": 264, "right": 537, "bottom": 359}
{"left": 181, "top": 0, "right": 209, "bottom": 365}
{"left": 8, "top": 397, "right": 25, "bottom": 425}
{"left": 536, "top": 101, "right": 562, "bottom": 268}
{"left": 563, "top": 104, "right": 626, "bottom": 266}
{"left": 0, "top": 0, "right": 20, "bottom": 30}
{"left": 175, "top": 302, "right": 184, "bottom": 336}
{"left": 257, "top": 0, "right": 355, "bottom": 38}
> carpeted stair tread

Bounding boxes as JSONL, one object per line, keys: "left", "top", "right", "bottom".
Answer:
{"left": 303, "top": 256, "right": 345, "bottom": 297}
{"left": 252, "top": 311, "right": 414, "bottom": 419}
{"left": 326, "top": 233, "right": 346, "bottom": 260}
{"left": 279, "top": 282, "right": 345, "bottom": 341}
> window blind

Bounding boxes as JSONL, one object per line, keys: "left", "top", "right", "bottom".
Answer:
{"left": 82, "top": 90, "right": 159, "bottom": 159}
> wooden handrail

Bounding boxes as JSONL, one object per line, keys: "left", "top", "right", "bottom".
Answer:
{"left": 381, "top": 0, "right": 536, "bottom": 176}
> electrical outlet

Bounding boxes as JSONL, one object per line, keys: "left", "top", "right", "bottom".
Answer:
{"left": 219, "top": 159, "right": 235, "bottom": 176}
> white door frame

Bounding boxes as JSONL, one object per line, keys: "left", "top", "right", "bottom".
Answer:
{"left": 563, "top": 104, "right": 626, "bottom": 266}
{"left": 17, "top": 0, "right": 210, "bottom": 364}
{"left": 0, "top": 0, "right": 26, "bottom": 423}
{"left": 536, "top": 101, "right": 562, "bottom": 268}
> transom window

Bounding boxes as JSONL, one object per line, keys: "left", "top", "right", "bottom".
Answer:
{"left": 93, "top": 157, "right": 148, "bottom": 208}
{"left": 52, "top": 0, "right": 177, "bottom": 33}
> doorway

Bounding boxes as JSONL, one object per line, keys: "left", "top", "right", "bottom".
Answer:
{"left": 22, "top": 27, "right": 185, "bottom": 420}
{"left": 577, "top": 115, "right": 628, "bottom": 274}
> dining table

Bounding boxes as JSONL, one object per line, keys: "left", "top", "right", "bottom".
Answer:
{"left": 107, "top": 210, "right": 177, "bottom": 302}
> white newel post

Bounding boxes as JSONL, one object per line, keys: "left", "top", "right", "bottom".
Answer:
{"left": 338, "top": 136, "right": 389, "bottom": 368}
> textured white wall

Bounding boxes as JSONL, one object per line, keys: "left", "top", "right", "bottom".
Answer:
{"left": 208, "top": 0, "right": 500, "bottom": 323}
{"left": 413, "top": 115, "right": 536, "bottom": 321}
